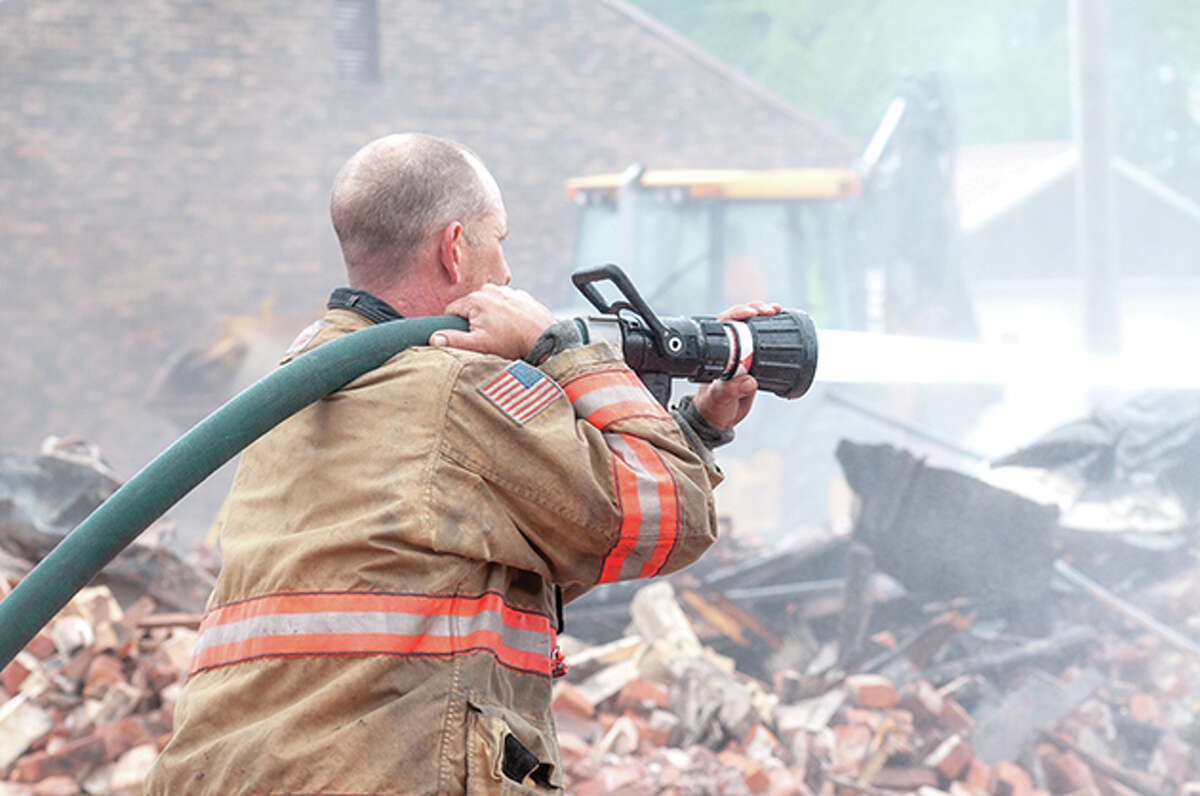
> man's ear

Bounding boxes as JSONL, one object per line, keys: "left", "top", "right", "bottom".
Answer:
{"left": 438, "top": 221, "right": 465, "bottom": 285}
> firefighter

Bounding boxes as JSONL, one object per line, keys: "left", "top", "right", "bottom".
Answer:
{"left": 144, "top": 133, "right": 777, "bottom": 795}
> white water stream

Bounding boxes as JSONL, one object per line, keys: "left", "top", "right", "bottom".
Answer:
{"left": 814, "top": 327, "right": 1191, "bottom": 390}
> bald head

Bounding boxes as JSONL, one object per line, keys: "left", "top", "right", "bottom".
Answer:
{"left": 330, "top": 133, "right": 503, "bottom": 291}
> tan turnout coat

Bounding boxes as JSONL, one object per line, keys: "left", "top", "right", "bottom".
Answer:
{"left": 144, "top": 307, "right": 721, "bottom": 795}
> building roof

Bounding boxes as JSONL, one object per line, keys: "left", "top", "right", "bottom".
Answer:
{"left": 956, "top": 141, "right": 1200, "bottom": 283}
{"left": 955, "top": 142, "right": 1200, "bottom": 234}
{"left": 601, "top": 0, "right": 852, "bottom": 147}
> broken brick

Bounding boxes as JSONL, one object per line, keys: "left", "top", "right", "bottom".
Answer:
{"left": 2, "top": 657, "right": 32, "bottom": 694}
{"left": 12, "top": 736, "right": 106, "bottom": 782}
{"left": 843, "top": 707, "right": 885, "bottom": 730}
{"left": 23, "top": 634, "right": 56, "bottom": 661}
{"left": 82, "top": 655, "right": 125, "bottom": 698}
{"left": 831, "top": 723, "right": 872, "bottom": 776}
{"left": 887, "top": 708, "right": 916, "bottom": 736}
{"left": 94, "top": 716, "right": 155, "bottom": 754}
{"left": 628, "top": 712, "right": 670, "bottom": 749}
{"left": 718, "top": 749, "right": 769, "bottom": 794}
{"left": 873, "top": 766, "right": 940, "bottom": 790}
{"left": 899, "top": 680, "right": 945, "bottom": 725}
{"left": 106, "top": 743, "right": 158, "bottom": 792}
{"left": 615, "top": 678, "right": 668, "bottom": 712}
{"left": 924, "top": 733, "right": 973, "bottom": 781}
{"left": 1127, "top": 692, "right": 1165, "bottom": 728}
{"left": 939, "top": 697, "right": 974, "bottom": 736}
{"left": 870, "top": 630, "right": 898, "bottom": 649}
{"left": 550, "top": 681, "right": 594, "bottom": 719}
{"left": 765, "top": 766, "right": 814, "bottom": 796}
{"left": 30, "top": 777, "right": 80, "bottom": 796}
{"left": 845, "top": 674, "right": 896, "bottom": 709}
{"left": 994, "top": 761, "right": 1033, "bottom": 796}
{"left": 570, "top": 765, "right": 643, "bottom": 796}
{"left": 1043, "top": 751, "right": 1101, "bottom": 795}
{"left": 556, "top": 730, "right": 590, "bottom": 767}
{"left": 742, "top": 723, "right": 785, "bottom": 763}
{"left": 964, "top": 760, "right": 993, "bottom": 795}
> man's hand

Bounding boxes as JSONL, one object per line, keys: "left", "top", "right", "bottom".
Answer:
{"left": 431, "top": 284, "right": 555, "bottom": 360}
{"left": 691, "top": 300, "right": 782, "bottom": 429}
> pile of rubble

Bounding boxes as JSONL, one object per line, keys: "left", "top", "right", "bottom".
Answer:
{"left": 0, "top": 579, "right": 196, "bottom": 795}
{"left": 550, "top": 569, "right": 1200, "bottom": 795}
{"left": 5, "top": 391, "right": 1200, "bottom": 794}
{"left": 546, "top": 421, "right": 1200, "bottom": 794}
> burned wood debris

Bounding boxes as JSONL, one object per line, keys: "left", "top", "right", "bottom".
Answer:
{"left": 555, "top": 436, "right": 1200, "bottom": 795}
{"left": 0, "top": 440, "right": 215, "bottom": 613}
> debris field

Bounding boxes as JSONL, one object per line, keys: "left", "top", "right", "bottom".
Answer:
{"left": 3, "top": 407, "right": 1200, "bottom": 794}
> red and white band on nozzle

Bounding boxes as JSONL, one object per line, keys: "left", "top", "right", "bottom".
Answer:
{"left": 723, "top": 320, "right": 755, "bottom": 377}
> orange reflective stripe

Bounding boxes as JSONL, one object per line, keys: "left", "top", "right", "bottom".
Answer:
{"left": 631, "top": 439, "right": 680, "bottom": 578}
{"left": 191, "top": 591, "right": 553, "bottom": 678}
{"left": 561, "top": 368, "right": 682, "bottom": 583}
{"left": 580, "top": 400, "right": 670, "bottom": 430}
{"left": 201, "top": 591, "right": 548, "bottom": 634}
{"left": 562, "top": 369, "right": 670, "bottom": 430}
{"left": 596, "top": 433, "right": 680, "bottom": 583}
{"left": 598, "top": 435, "right": 643, "bottom": 583}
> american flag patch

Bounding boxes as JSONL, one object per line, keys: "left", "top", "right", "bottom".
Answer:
{"left": 478, "top": 361, "right": 563, "bottom": 425}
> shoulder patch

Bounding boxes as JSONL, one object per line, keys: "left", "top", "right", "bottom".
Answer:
{"left": 285, "top": 319, "right": 330, "bottom": 355}
{"left": 477, "top": 361, "right": 564, "bottom": 425}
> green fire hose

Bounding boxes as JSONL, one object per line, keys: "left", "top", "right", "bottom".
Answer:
{"left": 0, "top": 315, "right": 467, "bottom": 670}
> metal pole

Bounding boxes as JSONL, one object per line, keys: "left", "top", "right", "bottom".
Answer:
{"left": 1069, "top": 0, "right": 1122, "bottom": 355}
{"left": 1054, "top": 559, "right": 1200, "bottom": 658}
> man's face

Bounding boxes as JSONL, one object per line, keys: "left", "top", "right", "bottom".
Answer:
{"left": 458, "top": 210, "right": 511, "bottom": 294}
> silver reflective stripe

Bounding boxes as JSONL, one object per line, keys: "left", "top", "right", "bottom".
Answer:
{"left": 572, "top": 382, "right": 658, "bottom": 419}
{"left": 194, "top": 609, "right": 550, "bottom": 657}
{"left": 605, "top": 433, "right": 666, "bottom": 581}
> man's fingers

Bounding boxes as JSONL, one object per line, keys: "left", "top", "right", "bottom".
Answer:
{"left": 716, "top": 301, "right": 783, "bottom": 321}
{"left": 437, "top": 285, "right": 555, "bottom": 358}
{"left": 716, "top": 304, "right": 750, "bottom": 322}
{"left": 705, "top": 373, "right": 756, "bottom": 401}
{"left": 724, "top": 372, "right": 758, "bottom": 397}
{"left": 429, "top": 328, "right": 482, "bottom": 350}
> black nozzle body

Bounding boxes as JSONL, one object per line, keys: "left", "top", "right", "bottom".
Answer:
{"left": 612, "top": 310, "right": 818, "bottom": 400}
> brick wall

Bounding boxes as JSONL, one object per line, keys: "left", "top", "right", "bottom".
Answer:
{"left": 0, "top": 0, "right": 853, "bottom": 481}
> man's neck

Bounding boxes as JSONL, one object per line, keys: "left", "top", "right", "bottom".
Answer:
{"left": 372, "top": 279, "right": 447, "bottom": 319}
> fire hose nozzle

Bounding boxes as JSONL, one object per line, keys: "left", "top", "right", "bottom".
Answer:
{"left": 571, "top": 264, "right": 818, "bottom": 405}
